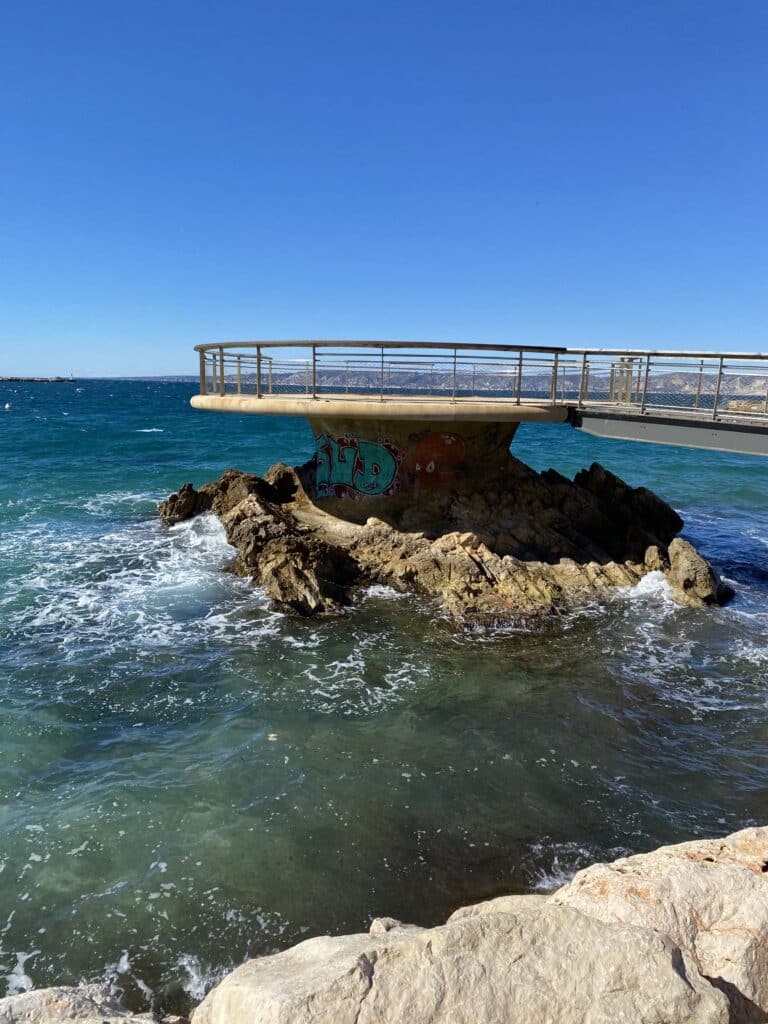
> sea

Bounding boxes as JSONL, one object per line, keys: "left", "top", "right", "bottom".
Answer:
{"left": 1, "top": 379, "right": 767, "bottom": 1013}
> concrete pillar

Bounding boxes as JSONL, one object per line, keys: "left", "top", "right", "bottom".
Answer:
{"left": 307, "top": 416, "right": 520, "bottom": 526}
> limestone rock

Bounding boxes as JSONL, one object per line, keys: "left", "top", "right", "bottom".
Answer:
{"left": 159, "top": 460, "right": 732, "bottom": 624}
{"left": 667, "top": 536, "right": 734, "bottom": 606}
{"left": 0, "top": 983, "right": 155, "bottom": 1023}
{"left": 191, "top": 904, "right": 728, "bottom": 1024}
{"left": 551, "top": 826, "right": 768, "bottom": 1023}
{"left": 157, "top": 482, "right": 213, "bottom": 525}
{"left": 447, "top": 892, "right": 549, "bottom": 920}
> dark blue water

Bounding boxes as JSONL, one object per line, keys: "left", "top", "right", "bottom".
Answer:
{"left": 2, "top": 380, "right": 767, "bottom": 1012}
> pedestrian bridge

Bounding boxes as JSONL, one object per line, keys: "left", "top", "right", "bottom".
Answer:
{"left": 191, "top": 341, "right": 768, "bottom": 458}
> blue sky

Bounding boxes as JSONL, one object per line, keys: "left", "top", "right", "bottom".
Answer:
{"left": 1, "top": 1, "right": 766, "bottom": 376}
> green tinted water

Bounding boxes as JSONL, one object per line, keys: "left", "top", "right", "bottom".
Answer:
{"left": 1, "top": 380, "right": 767, "bottom": 1011}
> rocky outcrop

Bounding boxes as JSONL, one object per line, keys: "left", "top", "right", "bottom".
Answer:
{"left": 667, "top": 537, "right": 733, "bottom": 606}
{"left": 191, "top": 906, "right": 728, "bottom": 1024}
{"left": 189, "top": 825, "right": 767, "bottom": 1024}
{"left": 159, "top": 458, "right": 732, "bottom": 623}
{"left": 0, "top": 983, "right": 180, "bottom": 1023}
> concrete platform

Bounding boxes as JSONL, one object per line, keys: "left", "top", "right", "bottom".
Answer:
{"left": 190, "top": 394, "right": 569, "bottom": 423}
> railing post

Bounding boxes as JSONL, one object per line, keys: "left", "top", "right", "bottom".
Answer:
{"left": 256, "top": 347, "right": 262, "bottom": 398}
{"left": 516, "top": 351, "right": 523, "bottom": 405}
{"left": 550, "top": 352, "right": 559, "bottom": 403}
{"left": 578, "top": 353, "right": 587, "bottom": 407}
{"left": 452, "top": 349, "right": 457, "bottom": 401}
{"left": 694, "top": 360, "right": 703, "bottom": 409}
{"left": 219, "top": 346, "right": 225, "bottom": 396}
{"left": 712, "top": 356, "right": 724, "bottom": 420}
{"left": 471, "top": 364, "right": 476, "bottom": 396}
{"left": 380, "top": 346, "right": 384, "bottom": 401}
{"left": 236, "top": 355, "right": 242, "bottom": 395}
{"left": 311, "top": 345, "right": 317, "bottom": 398}
{"left": 640, "top": 355, "right": 651, "bottom": 413}
{"left": 268, "top": 358, "right": 273, "bottom": 394}
{"left": 199, "top": 350, "right": 207, "bottom": 395}
{"left": 305, "top": 362, "right": 309, "bottom": 395}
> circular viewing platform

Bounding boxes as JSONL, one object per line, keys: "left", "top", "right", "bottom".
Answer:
{"left": 190, "top": 393, "right": 569, "bottom": 423}
{"left": 189, "top": 340, "right": 768, "bottom": 458}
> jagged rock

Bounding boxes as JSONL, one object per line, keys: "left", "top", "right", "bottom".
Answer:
{"left": 159, "top": 460, "right": 732, "bottom": 623}
{"left": 667, "top": 537, "right": 734, "bottom": 606}
{"left": 190, "top": 904, "right": 728, "bottom": 1024}
{"left": 157, "top": 482, "right": 213, "bottom": 525}
{"left": 551, "top": 826, "right": 768, "bottom": 1023}
{"left": 0, "top": 983, "right": 157, "bottom": 1022}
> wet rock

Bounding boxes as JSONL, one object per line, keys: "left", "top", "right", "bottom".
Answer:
{"left": 552, "top": 826, "right": 768, "bottom": 1024}
{"left": 0, "top": 983, "right": 156, "bottom": 1022}
{"left": 157, "top": 482, "right": 213, "bottom": 525}
{"left": 159, "top": 460, "right": 732, "bottom": 623}
{"left": 667, "top": 537, "right": 734, "bottom": 606}
{"left": 190, "top": 904, "right": 727, "bottom": 1024}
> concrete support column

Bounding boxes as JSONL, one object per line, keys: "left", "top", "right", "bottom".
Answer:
{"left": 307, "top": 416, "right": 520, "bottom": 525}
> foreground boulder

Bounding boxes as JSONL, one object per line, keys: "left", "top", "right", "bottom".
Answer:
{"left": 0, "top": 984, "right": 160, "bottom": 1023}
{"left": 553, "top": 826, "right": 768, "bottom": 1023}
{"left": 159, "top": 458, "right": 732, "bottom": 623}
{"left": 191, "top": 906, "right": 728, "bottom": 1024}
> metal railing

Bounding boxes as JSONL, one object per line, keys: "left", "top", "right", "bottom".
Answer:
{"left": 194, "top": 341, "right": 768, "bottom": 422}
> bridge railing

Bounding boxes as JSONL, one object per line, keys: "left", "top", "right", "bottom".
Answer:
{"left": 194, "top": 342, "right": 768, "bottom": 420}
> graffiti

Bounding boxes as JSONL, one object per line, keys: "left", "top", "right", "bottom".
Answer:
{"left": 406, "top": 431, "right": 466, "bottom": 490}
{"left": 315, "top": 433, "right": 403, "bottom": 498}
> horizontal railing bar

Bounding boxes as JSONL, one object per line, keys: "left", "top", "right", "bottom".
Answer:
{"left": 195, "top": 340, "right": 570, "bottom": 354}
{"left": 199, "top": 340, "right": 768, "bottom": 360}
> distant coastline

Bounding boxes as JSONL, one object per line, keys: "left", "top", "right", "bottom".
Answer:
{"left": 1, "top": 375, "right": 75, "bottom": 383}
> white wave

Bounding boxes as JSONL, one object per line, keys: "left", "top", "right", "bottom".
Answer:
{"left": 528, "top": 841, "right": 630, "bottom": 893}
{"left": 175, "top": 953, "right": 229, "bottom": 1001}
{"left": 81, "top": 490, "right": 164, "bottom": 515}
{"left": 4, "top": 949, "right": 39, "bottom": 995}
{"left": 296, "top": 640, "right": 431, "bottom": 716}
{"left": 731, "top": 640, "right": 768, "bottom": 666}
{"left": 4, "top": 513, "right": 272, "bottom": 653}
{"left": 621, "top": 570, "right": 676, "bottom": 604}
{"left": 361, "top": 584, "right": 406, "bottom": 600}
{"left": 135, "top": 428, "right": 164, "bottom": 433}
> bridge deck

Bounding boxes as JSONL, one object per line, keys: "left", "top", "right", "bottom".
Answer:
{"left": 192, "top": 340, "right": 768, "bottom": 456}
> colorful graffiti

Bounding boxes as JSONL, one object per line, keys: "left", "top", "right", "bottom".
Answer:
{"left": 315, "top": 433, "right": 403, "bottom": 498}
{"left": 406, "top": 431, "right": 466, "bottom": 490}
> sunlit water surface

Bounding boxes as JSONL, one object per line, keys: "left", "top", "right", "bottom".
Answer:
{"left": 1, "top": 380, "right": 767, "bottom": 1012}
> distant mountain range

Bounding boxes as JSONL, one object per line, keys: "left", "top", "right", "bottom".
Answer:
{"left": 225, "top": 368, "right": 768, "bottom": 397}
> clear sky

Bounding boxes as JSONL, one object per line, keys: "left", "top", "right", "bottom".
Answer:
{"left": 1, "top": 0, "right": 766, "bottom": 376}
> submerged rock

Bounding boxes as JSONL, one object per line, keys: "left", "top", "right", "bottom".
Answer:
{"left": 159, "top": 458, "right": 732, "bottom": 623}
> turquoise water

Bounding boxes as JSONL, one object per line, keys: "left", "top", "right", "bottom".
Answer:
{"left": 2, "top": 380, "right": 767, "bottom": 1012}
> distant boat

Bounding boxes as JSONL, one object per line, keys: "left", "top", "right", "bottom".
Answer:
{"left": 4, "top": 403, "right": 11, "bottom": 411}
